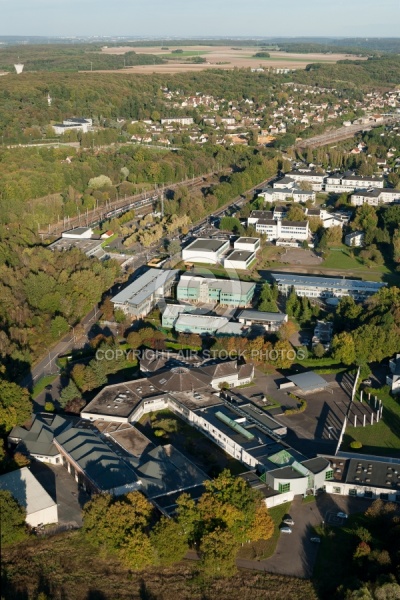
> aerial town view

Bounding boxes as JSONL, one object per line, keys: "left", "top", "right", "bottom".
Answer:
{"left": 1, "top": 2, "right": 400, "bottom": 600}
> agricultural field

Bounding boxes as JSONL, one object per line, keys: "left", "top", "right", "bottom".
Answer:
{"left": 99, "top": 45, "right": 355, "bottom": 74}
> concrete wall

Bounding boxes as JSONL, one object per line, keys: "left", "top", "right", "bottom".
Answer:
{"left": 27, "top": 504, "right": 58, "bottom": 528}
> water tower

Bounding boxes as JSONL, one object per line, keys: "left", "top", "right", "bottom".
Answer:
{"left": 14, "top": 63, "right": 24, "bottom": 74}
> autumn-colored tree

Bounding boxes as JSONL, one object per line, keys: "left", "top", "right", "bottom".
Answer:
{"left": 200, "top": 527, "right": 238, "bottom": 579}
{"left": 248, "top": 504, "right": 274, "bottom": 542}
{"left": 273, "top": 340, "right": 295, "bottom": 369}
{"left": 278, "top": 319, "right": 298, "bottom": 341}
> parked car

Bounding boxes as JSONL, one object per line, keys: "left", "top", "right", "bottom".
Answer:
{"left": 337, "top": 511, "right": 348, "bottom": 519}
{"left": 362, "top": 379, "right": 372, "bottom": 386}
{"left": 310, "top": 537, "right": 321, "bottom": 543}
{"left": 280, "top": 526, "right": 292, "bottom": 534}
{"left": 283, "top": 518, "right": 294, "bottom": 526}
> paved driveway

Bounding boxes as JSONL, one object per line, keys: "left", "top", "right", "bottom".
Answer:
{"left": 254, "top": 493, "right": 373, "bottom": 579}
{"left": 30, "top": 461, "right": 89, "bottom": 527}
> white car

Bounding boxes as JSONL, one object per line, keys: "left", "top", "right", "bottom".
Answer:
{"left": 280, "top": 526, "right": 292, "bottom": 534}
{"left": 283, "top": 518, "right": 294, "bottom": 526}
{"left": 337, "top": 511, "right": 348, "bottom": 519}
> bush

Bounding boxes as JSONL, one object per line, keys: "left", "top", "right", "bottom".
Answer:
{"left": 285, "top": 398, "right": 307, "bottom": 415}
{"left": 350, "top": 440, "right": 363, "bottom": 449}
{"left": 44, "top": 401, "right": 55, "bottom": 412}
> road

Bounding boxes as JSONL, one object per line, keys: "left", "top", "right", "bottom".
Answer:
{"left": 20, "top": 305, "right": 101, "bottom": 389}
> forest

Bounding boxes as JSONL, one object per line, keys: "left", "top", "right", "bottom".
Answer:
{"left": 0, "top": 44, "right": 164, "bottom": 72}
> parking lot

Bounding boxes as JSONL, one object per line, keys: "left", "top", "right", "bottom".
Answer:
{"left": 254, "top": 493, "right": 373, "bottom": 578}
{"left": 232, "top": 369, "right": 356, "bottom": 457}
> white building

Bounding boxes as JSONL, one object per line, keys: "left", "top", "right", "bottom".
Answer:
{"left": 259, "top": 185, "right": 316, "bottom": 204}
{"left": 223, "top": 250, "right": 256, "bottom": 270}
{"left": 285, "top": 169, "right": 326, "bottom": 191}
{"left": 0, "top": 467, "right": 58, "bottom": 527}
{"left": 345, "top": 231, "right": 365, "bottom": 247}
{"left": 351, "top": 188, "right": 400, "bottom": 206}
{"left": 255, "top": 219, "right": 309, "bottom": 241}
{"left": 52, "top": 118, "right": 92, "bottom": 135}
{"left": 182, "top": 238, "right": 230, "bottom": 265}
{"left": 387, "top": 354, "right": 400, "bottom": 394}
{"left": 161, "top": 117, "right": 194, "bottom": 126}
{"left": 111, "top": 268, "right": 179, "bottom": 318}
{"left": 61, "top": 227, "right": 93, "bottom": 240}
{"left": 237, "top": 309, "right": 288, "bottom": 332}
{"left": 325, "top": 172, "right": 384, "bottom": 193}
{"left": 234, "top": 237, "right": 260, "bottom": 253}
{"left": 272, "top": 273, "right": 386, "bottom": 301}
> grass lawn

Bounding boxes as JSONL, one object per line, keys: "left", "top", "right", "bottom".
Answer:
{"left": 32, "top": 374, "right": 58, "bottom": 398}
{"left": 321, "top": 245, "right": 392, "bottom": 281}
{"left": 343, "top": 391, "right": 400, "bottom": 457}
{"left": 238, "top": 501, "right": 292, "bottom": 561}
{"left": 136, "top": 409, "right": 246, "bottom": 477}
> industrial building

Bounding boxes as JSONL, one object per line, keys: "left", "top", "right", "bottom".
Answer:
{"left": 181, "top": 238, "right": 230, "bottom": 264}
{"left": 52, "top": 118, "right": 92, "bottom": 135}
{"left": 234, "top": 237, "right": 261, "bottom": 253}
{"left": 223, "top": 250, "right": 256, "bottom": 270}
{"left": 237, "top": 309, "right": 288, "bottom": 332}
{"left": 174, "top": 313, "right": 243, "bottom": 336}
{"left": 177, "top": 274, "right": 255, "bottom": 306}
{"left": 0, "top": 467, "right": 58, "bottom": 527}
{"left": 111, "top": 268, "right": 179, "bottom": 318}
{"left": 271, "top": 273, "right": 386, "bottom": 301}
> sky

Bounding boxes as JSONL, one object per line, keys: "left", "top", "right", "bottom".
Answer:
{"left": 0, "top": 0, "right": 399, "bottom": 38}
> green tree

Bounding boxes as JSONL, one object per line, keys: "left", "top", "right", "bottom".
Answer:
{"left": 0, "top": 490, "right": 27, "bottom": 545}
{"left": 258, "top": 283, "right": 278, "bottom": 312}
{"left": 120, "top": 529, "right": 155, "bottom": 570}
{"left": 332, "top": 331, "right": 356, "bottom": 365}
{"left": 285, "top": 206, "right": 306, "bottom": 221}
{"left": 150, "top": 517, "right": 188, "bottom": 566}
{"left": 0, "top": 380, "right": 31, "bottom": 434}
{"left": 50, "top": 316, "right": 69, "bottom": 340}
{"left": 60, "top": 379, "right": 81, "bottom": 408}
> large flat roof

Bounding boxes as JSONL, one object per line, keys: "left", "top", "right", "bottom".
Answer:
{"left": 238, "top": 309, "right": 287, "bottom": 323}
{"left": 178, "top": 274, "right": 255, "bottom": 294}
{"left": 235, "top": 237, "right": 259, "bottom": 244}
{"left": 345, "top": 457, "right": 400, "bottom": 491}
{"left": 287, "top": 371, "right": 329, "bottom": 392}
{"left": 112, "top": 268, "right": 178, "bottom": 308}
{"left": 184, "top": 238, "right": 229, "bottom": 253}
{"left": 82, "top": 380, "right": 158, "bottom": 419}
{"left": 225, "top": 250, "right": 255, "bottom": 262}
{"left": 272, "top": 273, "right": 386, "bottom": 291}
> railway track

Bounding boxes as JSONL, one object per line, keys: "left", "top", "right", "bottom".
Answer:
{"left": 295, "top": 116, "right": 398, "bottom": 150}
{"left": 38, "top": 171, "right": 223, "bottom": 238}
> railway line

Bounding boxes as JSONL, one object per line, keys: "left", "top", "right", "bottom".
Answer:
{"left": 295, "top": 116, "right": 399, "bottom": 150}
{"left": 38, "top": 171, "right": 224, "bottom": 238}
